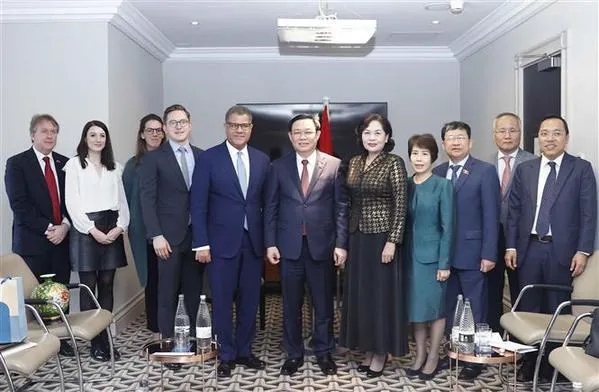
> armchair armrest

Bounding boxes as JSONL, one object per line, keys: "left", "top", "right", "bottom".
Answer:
{"left": 66, "top": 283, "right": 101, "bottom": 309}
{"left": 24, "top": 303, "right": 50, "bottom": 333}
{"left": 511, "top": 284, "right": 573, "bottom": 311}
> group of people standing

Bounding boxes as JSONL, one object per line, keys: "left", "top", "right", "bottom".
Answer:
{"left": 5, "top": 106, "right": 596, "bottom": 383}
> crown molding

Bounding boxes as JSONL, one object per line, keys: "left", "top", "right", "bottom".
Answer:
{"left": 450, "top": 0, "right": 557, "bottom": 61}
{"left": 168, "top": 46, "right": 457, "bottom": 63}
{"left": 0, "top": 0, "right": 174, "bottom": 61}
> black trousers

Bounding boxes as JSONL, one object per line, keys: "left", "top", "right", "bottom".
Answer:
{"left": 145, "top": 243, "right": 159, "bottom": 333}
{"left": 22, "top": 241, "right": 71, "bottom": 285}
{"left": 157, "top": 228, "right": 205, "bottom": 338}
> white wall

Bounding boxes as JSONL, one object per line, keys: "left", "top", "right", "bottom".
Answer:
{"left": 163, "top": 59, "right": 460, "bottom": 159}
{"left": 107, "top": 24, "right": 164, "bottom": 314}
{"left": 460, "top": 0, "right": 598, "bottom": 166}
{"left": 0, "top": 22, "right": 110, "bottom": 255}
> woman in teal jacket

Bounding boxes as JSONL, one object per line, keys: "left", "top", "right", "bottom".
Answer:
{"left": 405, "top": 133, "right": 454, "bottom": 380}
{"left": 122, "top": 113, "right": 164, "bottom": 336}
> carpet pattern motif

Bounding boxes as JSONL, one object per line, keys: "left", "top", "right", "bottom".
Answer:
{"left": 2, "top": 294, "right": 565, "bottom": 391}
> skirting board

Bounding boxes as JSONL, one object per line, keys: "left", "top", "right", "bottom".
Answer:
{"left": 111, "top": 290, "right": 145, "bottom": 335}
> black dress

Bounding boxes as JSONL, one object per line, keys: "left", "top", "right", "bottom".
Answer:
{"left": 340, "top": 152, "right": 408, "bottom": 357}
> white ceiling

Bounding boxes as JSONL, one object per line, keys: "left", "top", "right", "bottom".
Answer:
{"left": 129, "top": 0, "right": 506, "bottom": 48}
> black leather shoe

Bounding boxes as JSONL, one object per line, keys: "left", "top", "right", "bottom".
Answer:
{"left": 437, "top": 357, "right": 450, "bottom": 370}
{"left": 316, "top": 353, "right": 337, "bottom": 375}
{"left": 459, "top": 365, "right": 482, "bottom": 380}
{"left": 217, "top": 360, "right": 236, "bottom": 378}
{"left": 90, "top": 346, "right": 110, "bottom": 362}
{"left": 164, "top": 363, "right": 181, "bottom": 371}
{"left": 59, "top": 341, "right": 75, "bottom": 357}
{"left": 280, "top": 358, "right": 304, "bottom": 376}
{"left": 236, "top": 355, "right": 266, "bottom": 370}
{"left": 357, "top": 364, "right": 370, "bottom": 373}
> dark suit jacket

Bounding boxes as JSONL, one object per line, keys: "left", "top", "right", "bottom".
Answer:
{"left": 507, "top": 152, "right": 597, "bottom": 266}
{"left": 4, "top": 147, "right": 69, "bottom": 255}
{"left": 190, "top": 142, "right": 270, "bottom": 258}
{"left": 433, "top": 156, "right": 500, "bottom": 270}
{"left": 490, "top": 148, "right": 536, "bottom": 231}
{"left": 264, "top": 151, "right": 349, "bottom": 261}
{"left": 139, "top": 142, "right": 202, "bottom": 247}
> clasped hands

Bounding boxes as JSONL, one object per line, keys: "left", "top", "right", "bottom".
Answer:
{"left": 90, "top": 226, "right": 123, "bottom": 245}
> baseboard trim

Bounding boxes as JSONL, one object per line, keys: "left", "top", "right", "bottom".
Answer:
{"left": 112, "top": 290, "right": 145, "bottom": 335}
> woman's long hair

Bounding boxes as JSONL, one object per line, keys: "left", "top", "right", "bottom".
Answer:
{"left": 133, "top": 114, "right": 164, "bottom": 166}
{"left": 76, "top": 120, "right": 116, "bottom": 170}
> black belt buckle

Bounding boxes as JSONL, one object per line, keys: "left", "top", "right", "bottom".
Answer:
{"left": 531, "top": 234, "right": 552, "bottom": 243}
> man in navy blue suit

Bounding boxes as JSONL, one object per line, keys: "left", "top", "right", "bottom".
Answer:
{"left": 4, "top": 114, "right": 74, "bottom": 356}
{"left": 506, "top": 115, "right": 596, "bottom": 380}
{"left": 433, "top": 121, "right": 500, "bottom": 380}
{"left": 264, "top": 114, "right": 348, "bottom": 377}
{"left": 190, "top": 105, "right": 270, "bottom": 378}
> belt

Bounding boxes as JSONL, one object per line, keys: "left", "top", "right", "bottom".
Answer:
{"left": 530, "top": 234, "right": 552, "bottom": 243}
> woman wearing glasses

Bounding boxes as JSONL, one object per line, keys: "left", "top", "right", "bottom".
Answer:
{"left": 122, "top": 114, "right": 165, "bottom": 339}
{"left": 64, "top": 120, "right": 130, "bottom": 361}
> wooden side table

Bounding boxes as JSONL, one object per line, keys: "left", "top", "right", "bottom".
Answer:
{"left": 448, "top": 346, "right": 520, "bottom": 391}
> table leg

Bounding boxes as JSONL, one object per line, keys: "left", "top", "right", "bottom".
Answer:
{"left": 513, "top": 353, "right": 517, "bottom": 392}
{"left": 160, "top": 363, "right": 164, "bottom": 391}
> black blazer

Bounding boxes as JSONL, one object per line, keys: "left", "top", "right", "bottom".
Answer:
{"left": 139, "top": 142, "right": 202, "bottom": 247}
{"left": 4, "top": 147, "right": 69, "bottom": 255}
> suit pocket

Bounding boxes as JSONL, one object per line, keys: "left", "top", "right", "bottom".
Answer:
{"left": 464, "top": 230, "right": 482, "bottom": 240}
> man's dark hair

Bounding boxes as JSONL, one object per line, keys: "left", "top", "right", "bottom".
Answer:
{"left": 540, "top": 114, "right": 569, "bottom": 135}
{"left": 441, "top": 121, "right": 471, "bottom": 141}
{"left": 288, "top": 113, "right": 320, "bottom": 133}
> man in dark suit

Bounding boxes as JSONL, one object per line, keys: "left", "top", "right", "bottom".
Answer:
{"left": 487, "top": 112, "right": 535, "bottom": 334}
{"left": 433, "top": 121, "right": 500, "bottom": 380}
{"left": 190, "top": 105, "right": 270, "bottom": 378}
{"left": 506, "top": 115, "right": 596, "bottom": 380}
{"left": 4, "top": 113, "right": 74, "bottom": 356}
{"left": 140, "top": 104, "right": 204, "bottom": 370}
{"left": 264, "top": 114, "right": 348, "bottom": 376}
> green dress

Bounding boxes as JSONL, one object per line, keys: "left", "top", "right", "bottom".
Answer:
{"left": 405, "top": 174, "right": 454, "bottom": 322}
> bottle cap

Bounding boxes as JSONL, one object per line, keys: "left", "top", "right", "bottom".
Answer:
{"left": 200, "top": 294, "right": 206, "bottom": 300}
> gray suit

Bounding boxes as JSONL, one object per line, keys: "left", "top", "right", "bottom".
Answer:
{"left": 487, "top": 148, "right": 535, "bottom": 331}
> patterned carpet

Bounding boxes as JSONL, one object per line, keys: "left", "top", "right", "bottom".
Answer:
{"left": 3, "top": 294, "right": 566, "bottom": 391}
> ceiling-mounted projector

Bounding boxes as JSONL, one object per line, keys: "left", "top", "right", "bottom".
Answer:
{"left": 277, "top": 18, "right": 376, "bottom": 46}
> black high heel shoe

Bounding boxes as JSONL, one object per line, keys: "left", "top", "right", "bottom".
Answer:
{"left": 366, "top": 356, "right": 388, "bottom": 378}
{"left": 405, "top": 356, "right": 427, "bottom": 377}
{"left": 357, "top": 364, "right": 370, "bottom": 373}
{"left": 419, "top": 360, "right": 441, "bottom": 380}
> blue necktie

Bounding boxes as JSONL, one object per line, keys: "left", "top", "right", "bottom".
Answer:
{"left": 451, "top": 165, "right": 462, "bottom": 186}
{"left": 535, "top": 161, "right": 556, "bottom": 237}
{"left": 237, "top": 151, "right": 248, "bottom": 229}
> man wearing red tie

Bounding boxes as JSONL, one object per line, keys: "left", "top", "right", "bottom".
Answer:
{"left": 4, "top": 114, "right": 74, "bottom": 356}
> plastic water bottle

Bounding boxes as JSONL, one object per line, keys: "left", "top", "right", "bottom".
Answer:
{"left": 451, "top": 294, "right": 464, "bottom": 348}
{"left": 458, "top": 299, "right": 475, "bottom": 353}
{"left": 173, "top": 294, "right": 190, "bottom": 352}
{"left": 135, "top": 378, "right": 149, "bottom": 392}
{"left": 572, "top": 381, "right": 583, "bottom": 392}
{"left": 196, "top": 294, "right": 212, "bottom": 350}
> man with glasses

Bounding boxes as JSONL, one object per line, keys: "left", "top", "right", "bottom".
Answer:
{"left": 190, "top": 105, "right": 270, "bottom": 377}
{"left": 140, "top": 104, "right": 204, "bottom": 370}
{"left": 264, "top": 114, "right": 348, "bottom": 377}
{"left": 506, "top": 115, "right": 596, "bottom": 381}
{"left": 487, "top": 112, "right": 535, "bottom": 334}
{"left": 433, "top": 121, "right": 500, "bottom": 380}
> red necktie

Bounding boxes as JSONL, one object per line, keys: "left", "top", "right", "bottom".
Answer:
{"left": 501, "top": 155, "right": 512, "bottom": 196}
{"left": 43, "top": 157, "right": 61, "bottom": 224}
{"left": 300, "top": 159, "right": 309, "bottom": 235}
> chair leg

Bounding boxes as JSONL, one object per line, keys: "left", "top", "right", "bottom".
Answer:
{"left": 0, "top": 352, "right": 16, "bottom": 392}
{"left": 70, "top": 337, "right": 84, "bottom": 391}
{"left": 549, "top": 368, "right": 559, "bottom": 392}
{"left": 106, "top": 324, "right": 116, "bottom": 378}
{"left": 55, "top": 354, "right": 65, "bottom": 392}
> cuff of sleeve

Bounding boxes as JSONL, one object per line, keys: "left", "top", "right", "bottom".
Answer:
{"left": 61, "top": 218, "right": 71, "bottom": 228}
{"left": 577, "top": 251, "right": 590, "bottom": 256}
{"left": 192, "top": 245, "right": 210, "bottom": 251}
{"left": 506, "top": 248, "right": 516, "bottom": 252}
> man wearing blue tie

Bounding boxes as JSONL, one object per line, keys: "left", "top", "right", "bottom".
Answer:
{"left": 191, "top": 105, "right": 270, "bottom": 378}
{"left": 433, "top": 121, "right": 500, "bottom": 380}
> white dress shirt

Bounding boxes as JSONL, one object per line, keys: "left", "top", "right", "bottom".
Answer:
{"left": 63, "top": 157, "right": 130, "bottom": 234}
{"left": 497, "top": 150, "right": 518, "bottom": 188}
{"left": 445, "top": 155, "right": 470, "bottom": 181}
{"left": 296, "top": 150, "right": 317, "bottom": 183}
{"left": 531, "top": 153, "right": 564, "bottom": 236}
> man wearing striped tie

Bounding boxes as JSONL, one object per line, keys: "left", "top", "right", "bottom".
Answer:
{"left": 191, "top": 105, "right": 270, "bottom": 378}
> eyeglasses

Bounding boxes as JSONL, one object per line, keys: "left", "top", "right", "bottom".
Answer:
{"left": 538, "top": 130, "right": 565, "bottom": 138}
{"left": 495, "top": 128, "right": 520, "bottom": 135}
{"left": 445, "top": 135, "right": 468, "bottom": 142}
{"left": 291, "top": 130, "right": 317, "bottom": 138}
{"left": 144, "top": 128, "right": 163, "bottom": 135}
{"left": 226, "top": 122, "right": 252, "bottom": 131}
{"left": 166, "top": 119, "right": 190, "bottom": 128}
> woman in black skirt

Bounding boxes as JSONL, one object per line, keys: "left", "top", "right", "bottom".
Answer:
{"left": 64, "top": 120, "right": 129, "bottom": 362}
{"left": 340, "top": 113, "right": 408, "bottom": 377}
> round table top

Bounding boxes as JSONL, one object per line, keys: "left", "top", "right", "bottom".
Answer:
{"left": 142, "top": 338, "right": 217, "bottom": 364}
{"left": 447, "top": 348, "right": 520, "bottom": 364}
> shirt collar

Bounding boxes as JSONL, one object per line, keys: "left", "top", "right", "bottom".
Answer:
{"left": 32, "top": 146, "right": 53, "bottom": 162}
{"left": 497, "top": 149, "right": 518, "bottom": 160}
{"left": 169, "top": 138, "right": 190, "bottom": 153}
{"left": 450, "top": 155, "right": 469, "bottom": 168}
{"left": 541, "top": 152, "right": 564, "bottom": 168}
{"left": 296, "top": 150, "right": 317, "bottom": 166}
{"left": 226, "top": 140, "right": 248, "bottom": 156}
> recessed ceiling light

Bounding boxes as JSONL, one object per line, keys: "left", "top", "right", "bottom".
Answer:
{"left": 191, "top": 21, "right": 199, "bottom": 26}
{"left": 432, "top": 20, "right": 440, "bottom": 24}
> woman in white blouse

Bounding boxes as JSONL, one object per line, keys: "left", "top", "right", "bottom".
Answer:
{"left": 64, "top": 120, "right": 129, "bottom": 362}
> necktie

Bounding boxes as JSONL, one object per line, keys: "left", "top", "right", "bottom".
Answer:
{"left": 300, "top": 159, "right": 309, "bottom": 197}
{"left": 501, "top": 155, "right": 512, "bottom": 196}
{"left": 450, "top": 164, "right": 461, "bottom": 186}
{"left": 237, "top": 151, "right": 248, "bottom": 230}
{"left": 535, "top": 161, "right": 557, "bottom": 237}
{"left": 43, "top": 157, "right": 61, "bottom": 224}
{"left": 178, "top": 146, "right": 190, "bottom": 189}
